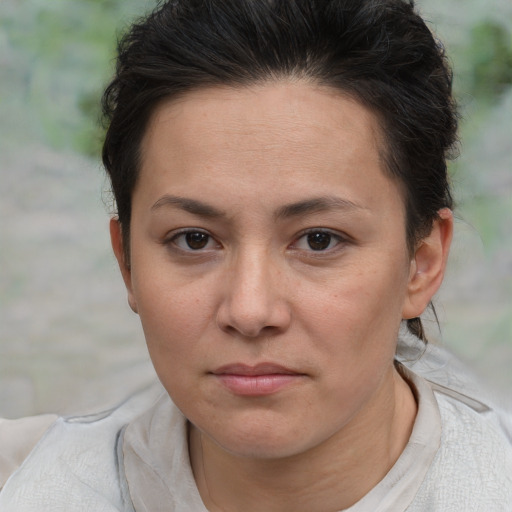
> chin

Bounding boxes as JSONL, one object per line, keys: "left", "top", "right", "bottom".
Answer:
{"left": 200, "top": 412, "right": 328, "bottom": 461}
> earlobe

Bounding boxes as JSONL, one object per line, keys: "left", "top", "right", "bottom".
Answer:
{"left": 109, "top": 218, "right": 138, "bottom": 314}
{"left": 402, "top": 208, "right": 453, "bottom": 319}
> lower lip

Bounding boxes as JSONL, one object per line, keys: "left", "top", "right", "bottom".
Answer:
{"left": 214, "top": 374, "right": 302, "bottom": 396}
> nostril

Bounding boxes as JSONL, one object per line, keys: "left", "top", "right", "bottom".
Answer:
{"left": 217, "top": 316, "right": 272, "bottom": 339}
{"left": 216, "top": 302, "right": 291, "bottom": 339}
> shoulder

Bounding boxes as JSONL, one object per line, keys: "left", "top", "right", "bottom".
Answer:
{"left": 0, "top": 383, "right": 165, "bottom": 511}
{"left": 0, "top": 414, "right": 58, "bottom": 490}
{"left": 410, "top": 383, "right": 512, "bottom": 511}
{"left": 436, "top": 388, "right": 512, "bottom": 476}
{"left": 398, "top": 333, "right": 512, "bottom": 510}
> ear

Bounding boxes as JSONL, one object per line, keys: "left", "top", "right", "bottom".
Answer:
{"left": 402, "top": 208, "right": 453, "bottom": 320}
{"left": 110, "top": 218, "right": 138, "bottom": 314}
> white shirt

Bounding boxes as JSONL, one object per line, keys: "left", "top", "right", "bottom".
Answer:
{"left": 1, "top": 335, "right": 511, "bottom": 511}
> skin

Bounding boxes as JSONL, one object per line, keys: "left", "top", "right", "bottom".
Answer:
{"left": 111, "top": 82, "right": 453, "bottom": 511}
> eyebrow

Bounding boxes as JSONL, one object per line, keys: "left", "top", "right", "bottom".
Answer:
{"left": 275, "top": 196, "right": 366, "bottom": 220}
{"left": 150, "top": 194, "right": 366, "bottom": 220}
{"left": 151, "top": 195, "right": 226, "bottom": 218}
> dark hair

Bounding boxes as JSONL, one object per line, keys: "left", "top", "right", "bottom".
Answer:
{"left": 102, "top": 0, "right": 458, "bottom": 340}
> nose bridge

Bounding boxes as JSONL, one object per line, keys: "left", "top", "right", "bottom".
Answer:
{"left": 230, "top": 244, "right": 275, "bottom": 317}
{"left": 218, "top": 243, "right": 289, "bottom": 337}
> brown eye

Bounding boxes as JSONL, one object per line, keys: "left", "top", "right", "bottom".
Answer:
{"left": 185, "top": 231, "right": 210, "bottom": 250}
{"left": 292, "top": 229, "right": 344, "bottom": 253}
{"left": 307, "top": 232, "right": 333, "bottom": 251}
{"left": 170, "top": 230, "right": 217, "bottom": 251}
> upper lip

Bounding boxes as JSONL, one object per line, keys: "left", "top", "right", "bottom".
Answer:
{"left": 211, "top": 363, "right": 302, "bottom": 376}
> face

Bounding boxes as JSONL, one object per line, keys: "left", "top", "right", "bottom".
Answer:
{"left": 113, "top": 82, "right": 433, "bottom": 459}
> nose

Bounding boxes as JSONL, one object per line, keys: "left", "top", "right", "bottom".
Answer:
{"left": 216, "top": 248, "right": 292, "bottom": 339}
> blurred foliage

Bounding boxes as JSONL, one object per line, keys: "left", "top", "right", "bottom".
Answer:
{"left": 0, "top": 0, "right": 151, "bottom": 157}
{"left": 1, "top": 1, "right": 511, "bottom": 158}
{"left": 466, "top": 20, "right": 512, "bottom": 103}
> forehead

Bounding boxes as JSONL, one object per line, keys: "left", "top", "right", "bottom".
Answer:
{"left": 137, "top": 81, "right": 401, "bottom": 215}
{"left": 142, "top": 81, "right": 384, "bottom": 159}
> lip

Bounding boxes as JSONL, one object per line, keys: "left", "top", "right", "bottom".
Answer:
{"left": 211, "top": 363, "right": 305, "bottom": 396}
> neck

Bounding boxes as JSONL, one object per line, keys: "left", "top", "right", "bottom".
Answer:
{"left": 189, "top": 366, "right": 416, "bottom": 512}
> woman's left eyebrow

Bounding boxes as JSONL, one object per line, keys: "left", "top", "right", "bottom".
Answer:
{"left": 275, "top": 196, "right": 367, "bottom": 220}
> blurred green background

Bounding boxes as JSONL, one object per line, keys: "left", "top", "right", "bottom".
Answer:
{"left": 0, "top": 0, "right": 511, "bottom": 417}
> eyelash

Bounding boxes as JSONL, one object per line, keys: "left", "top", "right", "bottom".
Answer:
{"left": 164, "top": 228, "right": 347, "bottom": 254}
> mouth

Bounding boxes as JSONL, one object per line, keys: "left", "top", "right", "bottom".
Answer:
{"left": 210, "top": 363, "right": 306, "bottom": 396}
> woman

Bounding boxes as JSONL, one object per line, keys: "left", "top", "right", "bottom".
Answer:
{"left": 1, "top": 0, "right": 511, "bottom": 510}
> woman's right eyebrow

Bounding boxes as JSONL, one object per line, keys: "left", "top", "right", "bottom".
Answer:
{"left": 151, "top": 195, "right": 226, "bottom": 218}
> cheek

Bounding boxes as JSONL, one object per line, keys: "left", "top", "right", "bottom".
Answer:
{"left": 297, "top": 259, "right": 408, "bottom": 359}
{"left": 295, "top": 283, "right": 400, "bottom": 421}
{"left": 133, "top": 274, "right": 217, "bottom": 371}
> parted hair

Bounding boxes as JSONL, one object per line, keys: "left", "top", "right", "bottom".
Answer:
{"left": 102, "top": 0, "right": 458, "bottom": 340}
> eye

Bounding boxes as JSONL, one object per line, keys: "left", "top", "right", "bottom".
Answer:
{"left": 293, "top": 230, "right": 344, "bottom": 252}
{"left": 169, "top": 230, "right": 218, "bottom": 251}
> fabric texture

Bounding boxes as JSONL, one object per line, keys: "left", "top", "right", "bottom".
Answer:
{"left": 0, "top": 414, "right": 58, "bottom": 489}
{"left": 0, "top": 384, "right": 163, "bottom": 511}
{"left": 1, "top": 333, "right": 511, "bottom": 511}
